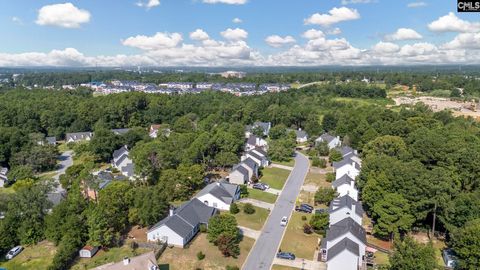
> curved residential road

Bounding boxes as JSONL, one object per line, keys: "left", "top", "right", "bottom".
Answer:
{"left": 52, "top": 150, "right": 73, "bottom": 193}
{"left": 243, "top": 152, "right": 310, "bottom": 270}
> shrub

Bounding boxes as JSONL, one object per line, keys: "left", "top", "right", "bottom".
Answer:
{"left": 326, "top": 172, "right": 335, "bottom": 183}
{"left": 318, "top": 158, "right": 327, "bottom": 168}
{"left": 301, "top": 215, "right": 307, "bottom": 221}
{"left": 315, "top": 187, "right": 337, "bottom": 205}
{"left": 311, "top": 157, "right": 321, "bottom": 167}
{"left": 243, "top": 203, "right": 255, "bottom": 215}
{"left": 226, "top": 266, "right": 240, "bottom": 270}
{"left": 230, "top": 203, "right": 239, "bottom": 214}
{"left": 328, "top": 149, "right": 342, "bottom": 163}
{"left": 197, "top": 251, "right": 205, "bottom": 260}
{"left": 199, "top": 223, "right": 207, "bottom": 233}
{"left": 239, "top": 185, "right": 249, "bottom": 198}
{"left": 310, "top": 213, "right": 329, "bottom": 235}
{"left": 303, "top": 223, "right": 314, "bottom": 234}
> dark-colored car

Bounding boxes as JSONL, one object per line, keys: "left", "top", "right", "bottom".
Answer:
{"left": 315, "top": 208, "right": 328, "bottom": 214}
{"left": 277, "top": 252, "right": 296, "bottom": 260}
{"left": 300, "top": 204, "right": 314, "bottom": 211}
{"left": 295, "top": 205, "right": 312, "bottom": 213}
{"left": 252, "top": 183, "right": 266, "bottom": 191}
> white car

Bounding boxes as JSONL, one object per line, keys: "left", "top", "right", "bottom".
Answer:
{"left": 280, "top": 216, "right": 288, "bottom": 226}
{"left": 6, "top": 246, "right": 23, "bottom": 260}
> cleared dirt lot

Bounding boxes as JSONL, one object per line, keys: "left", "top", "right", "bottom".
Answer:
{"left": 393, "top": 96, "right": 480, "bottom": 118}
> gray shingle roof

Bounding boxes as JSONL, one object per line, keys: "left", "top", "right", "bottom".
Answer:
{"left": 335, "top": 146, "right": 355, "bottom": 157}
{"left": 242, "top": 158, "right": 257, "bottom": 171}
{"left": 332, "top": 158, "right": 361, "bottom": 170}
{"left": 295, "top": 129, "right": 308, "bottom": 139}
{"left": 318, "top": 133, "right": 336, "bottom": 143}
{"left": 327, "top": 237, "right": 359, "bottom": 262}
{"left": 232, "top": 165, "right": 249, "bottom": 177}
{"left": 114, "top": 154, "right": 128, "bottom": 168}
{"left": 46, "top": 136, "right": 56, "bottom": 144}
{"left": 253, "top": 147, "right": 267, "bottom": 157}
{"left": 195, "top": 182, "right": 239, "bottom": 204}
{"left": 332, "top": 174, "right": 355, "bottom": 188}
{"left": 148, "top": 198, "right": 217, "bottom": 238}
{"left": 66, "top": 132, "right": 93, "bottom": 141}
{"left": 247, "top": 135, "right": 258, "bottom": 146}
{"left": 121, "top": 163, "right": 134, "bottom": 178}
{"left": 325, "top": 217, "right": 367, "bottom": 245}
{"left": 247, "top": 151, "right": 264, "bottom": 161}
{"left": 113, "top": 146, "right": 129, "bottom": 160}
{"left": 329, "top": 195, "right": 364, "bottom": 217}
{"left": 47, "top": 192, "right": 66, "bottom": 207}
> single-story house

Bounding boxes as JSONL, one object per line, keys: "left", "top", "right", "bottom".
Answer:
{"left": 332, "top": 158, "right": 361, "bottom": 180}
{"left": 320, "top": 217, "right": 367, "bottom": 265}
{"left": 79, "top": 245, "right": 99, "bottom": 258}
{"left": 245, "top": 121, "right": 271, "bottom": 137}
{"left": 228, "top": 165, "right": 249, "bottom": 185}
{"left": 66, "top": 132, "right": 93, "bottom": 143}
{"left": 329, "top": 195, "right": 364, "bottom": 226}
{"left": 332, "top": 174, "right": 358, "bottom": 201}
{"left": 195, "top": 182, "right": 240, "bottom": 211}
{"left": 147, "top": 198, "right": 218, "bottom": 247}
{"left": 0, "top": 167, "right": 8, "bottom": 188}
{"left": 91, "top": 251, "right": 159, "bottom": 270}
{"left": 244, "top": 150, "right": 269, "bottom": 167}
{"left": 326, "top": 238, "right": 361, "bottom": 270}
{"left": 316, "top": 133, "right": 341, "bottom": 149}
{"left": 245, "top": 135, "right": 268, "bottom": 151}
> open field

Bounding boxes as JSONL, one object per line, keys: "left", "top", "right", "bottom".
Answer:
{"left": 304, "top": 171, "right": 330, "bottom": 188}
{"left": 235, "top": 203, "right": 270, "bottom": 230}
{"left": 279, "top": 212, "right": 321, "bottom": 260}
{"left": 71, "top": 243, "right": 150, "bottom": 270}
{"left": 333, "top": 97, "right": 394, "bottom": 106}
{"left": 248, "top": 188, "right": 278, "bottom": 204}
{"left": 159, "top": 233, "right": 254, "bottom": 270}
{"left": 297, "top": 190, "right": 315, "bottom": 206}
{"left": 0, "top": 241, "right": 57, "bottom": 270}
{"left": 393, "top": 96, "right": 480, "bottom": 119}
{"left": 261, "top": 167, "right": 291, "bottom": 190}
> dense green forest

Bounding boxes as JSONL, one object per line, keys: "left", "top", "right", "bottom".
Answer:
{"left": 0, "top": 85, "right": 479, "bottom": 269}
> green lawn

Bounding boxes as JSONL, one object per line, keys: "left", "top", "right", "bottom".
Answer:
{"left": 0, "top": 241, "right": 57, "bottom": 270}
{"left": 272, "top": 265, "right": 299, "bottom": 270}
{"left": 374, "top": 251, "right": 389, "bottom": 266}
{"left": 71, "top": 243, "right": 151, "bottom": 270}
{"left": 159, "top": 233, "right": 254, "bottom": 270}
{"left": 247, "top": 188, "right": 278, "bottom": 204}
{"left": 0, "top": 186, "right": 15, "bottom": 195}
{"left": 234, "top": 203, "right": 269, "bottom": 230}
{"left": 260, "top": 167, "right": 291, "bottom": 190}
{"left": 279, "top": 212, "right": 320, "bottom": 260}
{"left": 272, "top": 159, "right": 295, "bottom": 167}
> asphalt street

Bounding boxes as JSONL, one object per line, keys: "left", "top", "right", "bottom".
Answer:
{"left": 242, "top": 152, "right": 310, "bottom": 270}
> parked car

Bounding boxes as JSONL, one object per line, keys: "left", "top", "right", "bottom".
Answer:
{"left": 315, "top": 208, "right": 328, "bottom": 214}
{"left": 261, "top": 183, "right": 270, "bottom": 189}
{"left": 252, "top": 183, "right": 266, "bottom": 191}
{"left": 295, "top": 205, "right": 312, "bottom": 213}
{"left": 280, "top": 216, "right": 288, "bottom": 226}
{"left": 5, "top": 246, "right": 23, "bottom": 260}
{"left": 277, "top": 252, "right": 296, "bottom": 260}
{"left": 300, "top": 203, "right": 314, "bottom": 211}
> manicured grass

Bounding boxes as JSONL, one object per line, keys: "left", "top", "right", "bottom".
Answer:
{"left": 374, "top": 251, "right": 389, "bottom": 266}
{"left": 235, "top": 203, "right": 269, "bottom": 230}
{"left": 304, "top": 172, "right": 330, "bottom": 188}
{"left": 280, "top": 212, "right": 321, "bottom": 260}
{"left": 0, "top": 241, "right": 57, "bottom": 270}
{"left": 247, "top": 188, "right": 278, "bottom": 204}
{"left": 70, "top": 243, "right": 150, "bottom": 270}
{"left": 159, "top": 233, "right": 254, "bottom": 270}
{"left": 0, "top": 186, "right": 15, "bottom": 195}
{"left": 272, "top": 159, "right": 295, "bottom": 167}
{"left": 261, "top": 167, "right": 291, "bottom": 190}
{"left": 37, "top": 171, "right": 57, "bottom": 181}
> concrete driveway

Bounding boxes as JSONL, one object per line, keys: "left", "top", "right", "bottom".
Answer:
{"left": 242, "top": 152, "right": 310, "bottom": 270}
{"left": 272, "top": 258, "right": 326, "bottom": 270}
{"left": 238, "top": 226, "right": 261, "bottom": 240}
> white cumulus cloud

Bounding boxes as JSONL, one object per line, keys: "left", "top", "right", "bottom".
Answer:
{"left": 122, "top": 32, "right": 183, "bottom": 50}
{"left": 302, "top": 29, "right": 325, "bottom": 40}
{"left": 372, "top": 42, "right": 400, "bottom": 54}
{"left": 265, "top": 35, "right": 296, "bottom": 48}
{"left": 305, "top": 7, "right": 360, "bottom": 27}
{"left": 221, "top": 28, "right": 248, "bottom": 41}
{"left": 341, "top": 0, "right": 375, "bottom": 4}
{"left": 36, "top": 3, "right": 91, "bottom": 28}
{"left": 428, "top": 12, "right": 480, "bottom": 33}
{"left": 232, "top": 18, "right": 243, "bottom": 24}
{"left": 190, "top": 29, "right": 210, "bottom": 41}
{"left": 136, "top": 0, "right": 160, "bottom": 9}
{"left": 385, "top": 28, "right": 423, "bottom": 41}
{"left": 203, "top": 0, "right": 247, "bottom": 4}
{"left": 442, "top": 33, "right": 480, "bottom": 49}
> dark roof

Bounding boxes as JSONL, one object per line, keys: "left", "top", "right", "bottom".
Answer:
{"left": 247, "top": 135, "right": 259, "bottom": 146}
{"left": 253, "top": 147, "right": 267, "bottom": 157}
{"left": 332, "top": 174, "right": 355, "bottom": 188}
{"left": 66, "top": 132, "right": 93, "bottom": 141}
{"left": 148, "top": 198, "right": 217, "bottom": 238}
{"left": 196, "top": 182, "right": 239, "bottom": 204}
{"left": 295, "top": 129, "right": 308, "bottom": 139}
{"left": 325, "top": 217, "right": 367, "bottom": 245}
{"left": 242, "top": 158, "right": 257, "bottom": 171}
{"left": 121, "top": 163, "right": 135, "bottom": 177}
{"left": 46, "top": 136, "right": 56, "bottom": 144}
{"left": 47, "top": 192, "right": 66, "bottom": 207}
{"left": 329, "top": 195, "right": 364, "bottom": 217}
{"left": 335, "top": 146, "right": 355, "bottom": 157}
{"left": 327, "top": 237, "right": 359, "bottom": 262}
{"left": 232, "top": 165, "right": 249, "bottom": 177}
{"left": 332, "top": 158, "right": 361, "bottom": 170}
{"left": 318, "top": 133, "right": 336, "bottom": 143}
{"left": 113, "top": 146, "right": 129, "bottom": 160}
{"left": 247, "top": 151, "right": 264, "bottom": 161}
{"left": 114, "top": 154, "right": 128, "bottom": 168}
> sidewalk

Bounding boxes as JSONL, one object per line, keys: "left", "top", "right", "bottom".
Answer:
{"left": 270, "top": 163, "right": 294, "bottom": 171}
{"left": 272, "top": 258, "right": 326, "bottom": 270}
{"left": 238, "top": 226, "right": 261, "bottom": 240}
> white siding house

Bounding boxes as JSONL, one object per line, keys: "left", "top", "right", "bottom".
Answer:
{"left": 332, "top": 175, "right": 358, "bottom": 201}
{"left": 316, "top": 133, "right": 341, "bottom": 149}
{"left": 329, "top": 195, "right": 364, "bottom": 226}
{"left": 195, "top": 182, "right": 240, "bottom": 211}
{"left": 333, "top": 159, "right": 361, "bottom": 180}
{"left": 326, "top": 238, "right": 361, "bottom": 270}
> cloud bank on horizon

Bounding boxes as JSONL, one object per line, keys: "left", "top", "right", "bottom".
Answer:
{"left": 1, "top": 1, "right": 480, "bottom": 67}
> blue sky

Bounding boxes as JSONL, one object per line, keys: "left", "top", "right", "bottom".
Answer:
{"left": 1, "top": 0, "right": 479, "bottom": 66}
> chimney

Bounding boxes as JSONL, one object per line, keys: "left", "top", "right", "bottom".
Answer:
{"left": 169, "top": 207, "right": 174, "bottom": 217}
{"left": 256, "top": 137, "right": 260, "bottom": 145}
{"left": 123, "top": 257, "right": 130, "bottom": 265}
{"left": 350, "top": 180, "right": 355, "bottom": 188}
{"left": 216, "top": 182, "right": 221, "bottom": 186}
{"left": 352, "top": 204, "right": 356, "bottom": 216}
